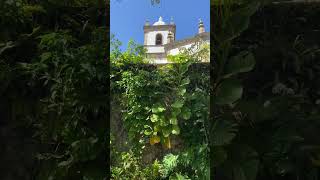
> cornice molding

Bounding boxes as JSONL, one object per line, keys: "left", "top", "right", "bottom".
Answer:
{"left": 144, "top": 25, "right": 176, "bottom": 32}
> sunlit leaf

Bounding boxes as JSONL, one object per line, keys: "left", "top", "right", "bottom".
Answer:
{"left": 172, "top": 100, "right": 184, "bottom": 109}
{"left": 172, "top": 125, "right": 180, "bottom": 135}
{"left": 151, "top": 114, "right": 159, "bottom": 122}
{"left": 170, "top": 117, "right": 178, "bottom": 125}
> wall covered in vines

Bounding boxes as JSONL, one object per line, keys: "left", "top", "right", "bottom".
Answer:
{"left": 110, "top": 39, "right": 211, "bottom": 179}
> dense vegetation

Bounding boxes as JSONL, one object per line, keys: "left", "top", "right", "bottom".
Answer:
{"left": 110, "top": 38, "right": 210, "bottom": 179}
{"left": 0, "top": 0, "right": 108, "bottom": 179}
{"left": 1, "top": 0, "right": 320, "bottom": 179}
{"left": 211, "top": 1, "right": 320, "bottom": 180}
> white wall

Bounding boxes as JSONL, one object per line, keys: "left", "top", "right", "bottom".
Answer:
{"left": 146, "top": 53, "right": 168, "bottom": 64}
{"left": 145, "top": 31, "right": 170, "bottom": 45}
{"left": 167, "top": 44, "right": 194, "bottom": 56}
{"left": 146, "top": 46, "right": 165, "bottom": 54}
{"left": 146, "top": 41, "right": 210, "bottom": 64}
{"left": 153, "top": 59, "right": 168, "bottom": 64}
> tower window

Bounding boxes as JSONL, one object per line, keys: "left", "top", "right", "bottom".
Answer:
{"left": 155, "top": 34, "right": 163, "bottom": 45}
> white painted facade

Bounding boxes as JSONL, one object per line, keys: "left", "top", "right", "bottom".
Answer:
{"left": 166, "top": 40, "right": 209, "bottom": 56}
{"left": 145, "top": 31, "right": 171, "bottom": 46}
{"left": 143, "top": 17, "right": 210, "bottom": 64}
{"left": 167, "top": 44, "right": 194, "bottom": 56}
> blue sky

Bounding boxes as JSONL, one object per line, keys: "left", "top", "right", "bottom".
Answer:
{"left": 110, "top": 0, "right": 210, "bottom": 51}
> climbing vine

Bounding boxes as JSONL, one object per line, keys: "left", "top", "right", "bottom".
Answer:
{"left": 110, "top": 39, "right": 210, "bottom": 178}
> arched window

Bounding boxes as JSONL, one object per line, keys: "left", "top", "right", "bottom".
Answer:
{"left": 155, "top": 34, "right": 162, "bottom": 45}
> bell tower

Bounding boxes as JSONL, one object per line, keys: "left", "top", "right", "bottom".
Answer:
{"left": 143, "top": 16, "right": 176, "bottom": 63}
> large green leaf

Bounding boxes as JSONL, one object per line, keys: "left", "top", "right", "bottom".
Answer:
{"left": 180, "top": 77, "right": 190, "bottom": 86}
{"left": 169, "top": 117, "right": 178, "bottom": 125}
{"left": 172, "top": 100, "right": 184, "bottom": 109}
{"left": 144, "top": 129, "right": 153, "bottom": 135}
{"left": 172, "top": 108, "right": 181, "bottom": 117}
{"left": 219, "top": 2, "right": 260, "bottom": 42}
{"left": 160, "top": 116, "right": 169, "bottom": 126}
{"left": 178, "top": 88, "right": 187, "bottom": 96}
{"left": 215, "top": 79, "right": 243, "bottom": 105}
{"left": 152, "top": 104, "right": 166, "bottom": 113}
{"left": 171, "top": 125, "right": 180, "bottom": 135}
{"left": 224, "top": 52, "right": 255, "bottom": 78}
{"left": 181, "top": 107, "right": 191, "bottom": 120}
{"left": 162, "top": 127, "right": 171, "bottom": 137}
{"left": 150, "top": 114, "right": 159, "bottom": 122}
{"left": 211, "top": 118, "right": 238, "bottom": 146}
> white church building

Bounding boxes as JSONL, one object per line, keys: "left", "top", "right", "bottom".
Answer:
{"left": 143, "top": 16, "right": 210, "bottom": 64}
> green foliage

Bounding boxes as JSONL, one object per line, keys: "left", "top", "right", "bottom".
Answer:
{"left": 112, "top": 41, "right": 209, "bottom": 153}
{"left": 111, "top": 152, "right": 168, "bottom": 179}
{"left": 223, "top": 51, "right": 255, "bottom": 78}
{"left": 2, "top": 0, "right": 319, "bottom": 179}
{"left": 111, "top": 144, "right": 208, "bottom": 180}
{"left": 160, "top": 153, "right": 179, "bottom": 177}
{"left": 221, "top": 145, "right": 259, "bottom": 180}
{"left": 212, "top": 1, "right": 320, "bottom": 180}
{"left": 27, "top": 30, "right": 107, "bottom": 179}
{"left": 211, "top": 1, "right": 260, "bottom": 179}
{"left": 219, "top": 2, "right": 260, "bottom": 43}
{"left": 215, "top": 78, "right": 243, "bottom": 105}
{"left": 110, "top": 35, "right": 210, "bottom": 178}
{"left": 111, "top": 151, "right": 152, "bottom": 179}
{"left": 211, "top": 118, "right": 237, "bottom": 146}
{"left": 111, "top": 38, "right": 147, "bottom": 67}
{"left": 0, "top": 0, "right": 108, "bottom": 179}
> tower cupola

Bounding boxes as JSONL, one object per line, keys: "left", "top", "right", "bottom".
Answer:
{"left": 143, "top": 16, "right": 176, "bottom": 46}
{"left": 153, "top": 16, "right": 166, "bottom": 26}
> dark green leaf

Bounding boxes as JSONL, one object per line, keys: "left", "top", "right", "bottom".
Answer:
{"left": 172, "top": 100, "right": 184, "bottom": 109}
{"left": 224, "top": 52, "right": 255, "bottom": 78}
{"left": 162, "top": 128, "right": 171, "bottom": 137}
{"left": 211, "top": 119, "right": 238, "bottom": 146}
{"left": 220, "top": 2, "right": 260, "bottom": 42}
{"left": 215, "top": 79, "right": 243, "bottom": 105}
{"left": 180, "top": 77, "right": 190, "bottom": 86}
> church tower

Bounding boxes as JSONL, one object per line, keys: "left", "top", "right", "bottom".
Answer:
{"left": 143, "top": 16, "right": 176, "bottom": 63}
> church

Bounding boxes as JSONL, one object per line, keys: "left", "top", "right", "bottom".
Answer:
{"left": 143, "top": 16, "right": 210, "bottom": 64}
